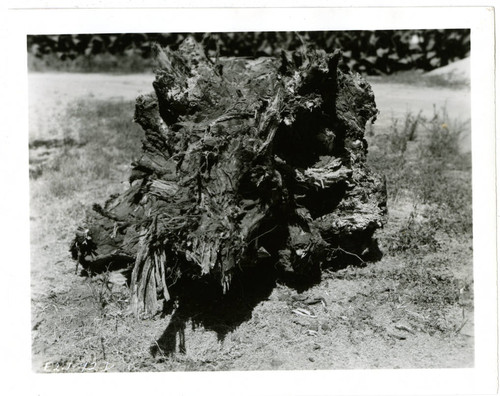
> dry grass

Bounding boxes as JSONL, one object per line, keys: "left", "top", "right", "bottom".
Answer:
{"left": 30, "top": 95, "right": 473, "bottom": 372}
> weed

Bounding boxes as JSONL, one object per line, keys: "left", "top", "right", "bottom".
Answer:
{"left": 418, "top": 106, "right": 470, "bottom": 167}
{"left": 85, "top": 271, "right": 130, "bottom": 317}
{"left": 386, "top": 207, "right": 440, "bottom": 254}
{"left": 86, "top": 272, "right": 113, "bottom": 316}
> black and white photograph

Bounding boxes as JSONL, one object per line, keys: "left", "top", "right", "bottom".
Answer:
{"left": 1, "top": 4, "right": 497, "bottom": 396}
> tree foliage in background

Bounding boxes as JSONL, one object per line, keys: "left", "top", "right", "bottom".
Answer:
{"left": 27, "top": 30, "right": 470, "bottom": 75}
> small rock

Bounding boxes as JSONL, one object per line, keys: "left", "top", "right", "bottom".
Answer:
{"left": 308, "top": 357, "right": 315, "bottom": 362}
{"left": 388, "top": 332, "right": 407, "bottom": 340}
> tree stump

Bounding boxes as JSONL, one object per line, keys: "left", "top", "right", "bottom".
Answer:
{"left": 70, "top": 37, "right": 387, "bottom": 316}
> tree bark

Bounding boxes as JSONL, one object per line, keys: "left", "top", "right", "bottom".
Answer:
{"left": 70, "top": 37, "right": 387, "bottom": 316}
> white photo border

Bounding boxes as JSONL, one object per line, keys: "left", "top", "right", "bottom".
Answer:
{"left": 2, "top": 5, "right": 496, "bottom": 396}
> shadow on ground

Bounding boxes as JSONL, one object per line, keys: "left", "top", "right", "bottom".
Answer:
{"left": 150, "top": 263, "right": 281, "bottom": 357}
{"left": 149, "top": 242, "right": 382, "bottom": 357}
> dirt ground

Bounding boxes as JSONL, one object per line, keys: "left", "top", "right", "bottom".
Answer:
{"left": 29, "top": 71, "right": 473, "bottom": 372}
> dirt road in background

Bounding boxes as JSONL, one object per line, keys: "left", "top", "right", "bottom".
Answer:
{"left": 29, "top": 72, "right": 471, "bottom": 151}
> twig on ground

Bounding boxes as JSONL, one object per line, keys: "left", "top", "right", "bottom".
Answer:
{"left": 336, "top": 247, "right": 366, "bottom": 264}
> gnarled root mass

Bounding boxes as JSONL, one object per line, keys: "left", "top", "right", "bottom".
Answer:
{"left": 70, "top": 38, "right": 387, "bottom": 316}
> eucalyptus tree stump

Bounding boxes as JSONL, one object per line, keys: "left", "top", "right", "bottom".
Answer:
{"left": 71, "top": 37, "right": 387, "bottom": 316}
